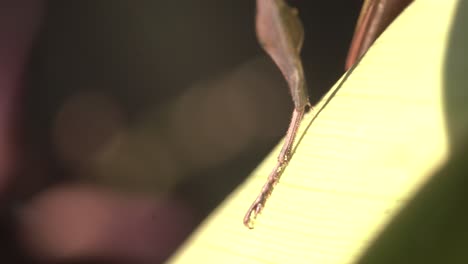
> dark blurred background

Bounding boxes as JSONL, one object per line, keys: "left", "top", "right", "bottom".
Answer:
{"left": 3, "top": 0, "right": 363, "bottom": 263}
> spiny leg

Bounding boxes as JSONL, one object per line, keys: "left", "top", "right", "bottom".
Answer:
{"left": 246, "top": 0, "right": 309, "bottom": 229}
{"left": 243, "top": 106, "right": 306, "bottom": 229}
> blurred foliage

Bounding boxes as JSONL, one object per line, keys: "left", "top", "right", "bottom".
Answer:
{"left": 22, "top": 0, "right": 361, "bottom": 221}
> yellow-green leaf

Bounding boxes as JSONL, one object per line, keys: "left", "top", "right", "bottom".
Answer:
{"left": 168, "top": 0, "right": 468, "bottom": 263}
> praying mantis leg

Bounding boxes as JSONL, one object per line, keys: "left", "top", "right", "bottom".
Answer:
{"left": 244, "top": 0, "right": 310, "bottom": 229}
{"left": 346, "top": 0, "right": 413, "bottom": 70}
{"left": 244, "top": 0, "right": 413, "bottom": 229}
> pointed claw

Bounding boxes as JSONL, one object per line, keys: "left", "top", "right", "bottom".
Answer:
{"left": 244, "top": 201, "right": 264, "bottom": 229}
{"left": 243, "top": 209, "right": 256, "bottom": 229}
